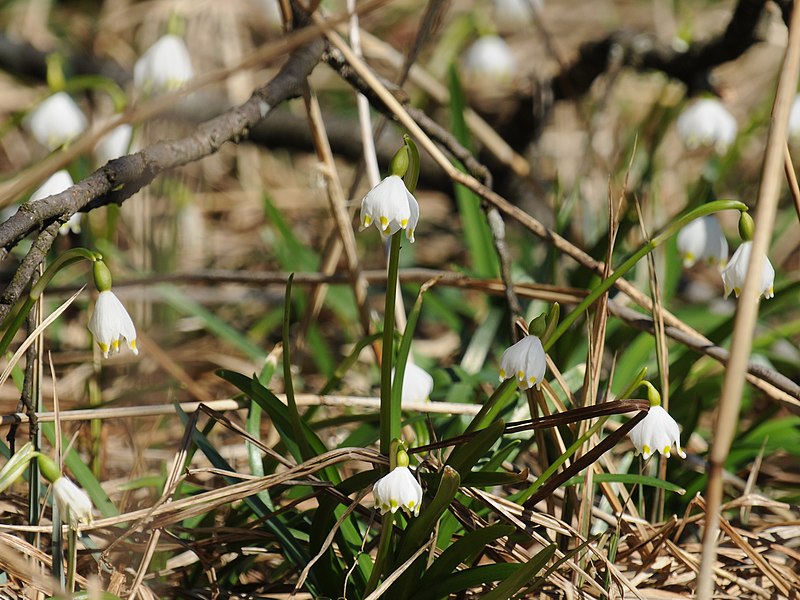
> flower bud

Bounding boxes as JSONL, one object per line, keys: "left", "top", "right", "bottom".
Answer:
{"left": 93, "top": 260, "right": 113, "bottom": 293}
{"left": 738, "top": 212, "right": 755, "bottom": 242}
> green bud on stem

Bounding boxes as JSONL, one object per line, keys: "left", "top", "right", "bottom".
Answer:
{"left": 738, "top": 211, "right": 755, "bottom": 241}
{"left": 528, "top": 313, "right": 547, "bottom": 337}
{"left": 37, "top": 453, "right": 62, "bottom": 485}
{"left": 639, "top": 380, "right": 662, "bottom": 408}
{"left": 93, "top": 260, "right": 113, "bottom": 292}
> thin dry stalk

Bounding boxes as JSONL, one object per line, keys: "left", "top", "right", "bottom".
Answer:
{"left": 698, "top": 2, "right": 800, "bottom": 596}
{"left": 299, "top": 84, "right": 373, "bottom": 343}
{"left": 784, "top": 144, "right": 800, "bottom": 223}
{"left": 362, "top": 537, "right": 434, "bottom": 600}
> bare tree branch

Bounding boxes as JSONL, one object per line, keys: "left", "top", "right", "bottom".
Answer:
{"left": 0, "top": 38, "right": 325, "bottom": 320}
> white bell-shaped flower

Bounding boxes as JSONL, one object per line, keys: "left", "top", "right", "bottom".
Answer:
{"left": 30, "top": 170, "right": 81, "bottom": 235}
{"left": 676, "top": 215, "right": 728, "bottom": 268}
{"left": 628, "top": 405, "right": 686, "bottom": 460}
{"left": 493, "top": 0, "right": 542, "bottom": 31}
{"left": 27, "top": 92, "right": 87, "bottom": 150}
{"left": 133, "top": 35, "right": 194, "bottom": 94}
{"left": 88, "top": 290, "right": 139, "bottom": 358}
{"left": 499, "top": 335, "right": 547, "bottom": 390}
{"left": 392, "top": 362, "right": 434, "bottom": 405}
{"left": 789, "top": 95, "right": 800, "bottom": 145}
{"left": 372, "top": 465, "right": 423, "bottom": 517}
{"left": 721, "top": 241, "right": 775, "bottom": 300}
{"left": 53, "top": 476, "right": 93, "bottom": 527}
{"left": 462, "top": 35, "right": 517, "bottom": 84}
{"left": 676, "top": 98, "right": 737, "bottom": 153}
{"left": 94, "top": 124, "right": 133, "bottom": 166}
{"left": 359, "top": 175, "right": 419, "bottom": 242}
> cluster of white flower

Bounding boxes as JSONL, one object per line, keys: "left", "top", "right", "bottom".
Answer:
{"left": 677, "top": 217, "right": 775, "bottom": 300}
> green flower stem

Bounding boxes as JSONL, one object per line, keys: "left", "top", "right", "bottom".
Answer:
{"left": 0, "top": 248, "right": 98, "bottom": 357}
{"left": 380, "top": 232, "right": 403, "bottom": 456}
{"left": 545, "top": 200, "right": 748, "bottom": 351}
{"left": 465, "top": 377, "right": 516, "bottom": 435}
{"left": 364, "top": 513, "right": 394, "bottom": 595}
{"left": 514, "top": 416, "right": 609, "bottom": 505}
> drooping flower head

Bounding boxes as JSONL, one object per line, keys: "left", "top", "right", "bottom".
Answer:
{"left": 392, "top": 361, "right": 434, "bottom": 405}
{"left": 499, "top": 335, "right": 547, "bottom": 390}
{"left": 30, "top": 170, "right": 81, "bottom": 235}
{"left": 462, "top": 35, "right": 517, "bottom": 85}
{"left": 628, "top": 382, "right": 685, "bottom": 460}
{"left": 721, "top": 241, "right": 775, "bottom": 300}
{"left": 676, "top": 98, "right": 737, "bottom": 153}
{"left": 87, "top": 260, "right": 138, "bottom": 358}
{"left": 372, "top": 448, "right": 423, "bottom": 517}
{"left": 26, "top": 92, "right": 88, "bottom": 150}
{"left": 94, "top": 123, "right": 133, "bottom": 166}
{"left": 359, "top": 175, "right": 419, "bottom": 242}
{"left": 37, "top": 454, "right": 94, "bottom": 528}
{"left": 676, "top": 215, "right": 728, "bottom": 268}
{"left": 133, "top": 34, "right": 194, "bottom": 94}
{"left": 53, "top": 476, "right": 94, "bottom": 527}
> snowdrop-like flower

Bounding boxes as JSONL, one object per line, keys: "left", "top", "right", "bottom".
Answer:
{"left": 676, "top": 215, "right": 728, "bottom": 268}
{"left": 721, "top": 241, "right": 775, "bottom": 299}
{"left": 30, "top": 170, "right": 81, "bottom": 235}
{"left": 88, "top": 290, "right": 138, "bottom": 358}
{"left": 53, "top": 476, "right": 93, "bottom": 526}
{"left": 94, "top": 124, "right": 133, "bottom": 166}
{"left": 629, "top": 406, "right": 686, "bottom": 460}
{"left": 373, "top": 466, "right": 423, "bottom": 517}
{"left": 392, "top": 362, "right": 434, "bottom": 405}
{"left": 493, "top": 0, "right": 542, "bottom": 31}
{"left": 462, "top": 35, "right": 517, "bottom": 84}
{"left": 499, "top": 335, "right": 547, "bottom": 390}
{"left": 676, "top": 98, "right": 737, "bottom": 153}
{"left": 26, "top": 92, "right": 87, "bottom": 150}
{"left": 359, "top": 175, "right": 419, "bottom": 242}
{"left": 789, "top": 95, "right": 800, "bottom": 145}
{"left": 133, "top": 35, "right": 194, "bottom": 94}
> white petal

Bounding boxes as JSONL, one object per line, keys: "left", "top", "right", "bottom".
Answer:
{"left": 499, "top": 335, "right": 546, "bottom": 390}
{"left": 677, "top": 99, "right": 737, "bottom": 153}
{"left": 462, "top": 36, "right": 517, "bottom": 83}
{"left": 372, "top": 466, "right": 423, "bottom": 517}
{"left": 392, "top": 362, "right": 434, "bottom": 405}
{"left": 134, "top": 35, "right": 194, "bottom": 94}
{"left": 53, "top": 476, "right": 93, "bottom": 526}
{"left": 677, "top": 216, "right": 728, "bottom": 268}
{"left": 26, "top": 92, "right": 87, "bottom": 150}
{"left": 30, "top": 171, "right": 73, "bottom": 202}
{"left": 721, "top": 242, "right": 774, "bottom": 300}
{"left": 94, "top": 124, "right": 133, "bottom": 165}
{"left": 628, "top": 405, "right": 685, "bottom": 460}
{"left": 359, "top": 176, "right": 419, "bottom": 242}
{"left": 88, "top": 291, "right": 138, "bottom": 358}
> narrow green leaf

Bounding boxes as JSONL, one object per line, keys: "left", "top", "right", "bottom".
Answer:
{"left": 416, "top": 563, "right": 522, "bottom": 600}
{"left": 446, "top": 419, "right": 504, "bottom": 480}
{"left": 0, "top": 441, "right": 35, "bottom": 493}
{"left": 563, "top": 473, "right": 685, "bottom": 494}
{"left": 480, "top": 544, "right": 556, "bottom": 600}
{"left": 419, "top": 523, "right": 515, "bottom": 590}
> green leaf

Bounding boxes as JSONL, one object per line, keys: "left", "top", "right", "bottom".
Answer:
{"left": 416, "top": 563, "right": 522, "bottom": 600}
{"left": 446, "top": 419, "right": 504, "bottom": 480}
{"left": 562, "top": 473, "right": 685, "bottom": 494}
{"left": 0, "top": 441, "right": 35, "bottom": 493}
{"left": 419, "top": 523, "right": 515, "bottom": 591}
{"left": 448, "top": 64, "right": 500, "bottom": 278}
{"left": 480, "top": 544, "right": 556, "bottom": 600}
